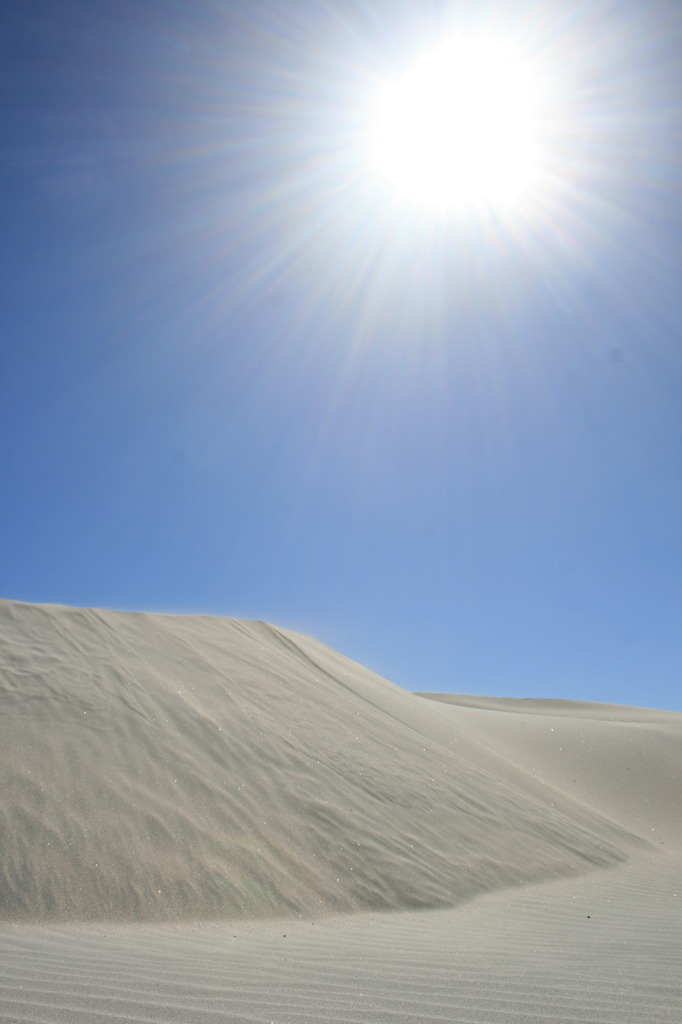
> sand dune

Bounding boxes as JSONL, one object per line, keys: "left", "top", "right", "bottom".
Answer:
{"left": 418, "top": 692, "right": 682, "bottom": 847}
{"left": 0, "top": 598, "right": 662, "bottom": 923}
{"left": 1, "top": 598, "right": 680, "bottom": 1022}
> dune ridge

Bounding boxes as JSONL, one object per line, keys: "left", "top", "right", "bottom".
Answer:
{"left": 1, "top": 599, "right": 671, "bottom": 925}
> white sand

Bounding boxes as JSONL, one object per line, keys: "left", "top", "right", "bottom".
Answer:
{"left": 1, "top": 598, "right": 680, "bottom": 1022}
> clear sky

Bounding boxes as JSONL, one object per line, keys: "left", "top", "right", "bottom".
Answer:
{"left": 2, "top": 1, "right": 680, "bottom": 710}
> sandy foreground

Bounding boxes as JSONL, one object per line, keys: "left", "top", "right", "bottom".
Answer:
{"left": 1, "top": 599, "right": 680, "bottom": 1022}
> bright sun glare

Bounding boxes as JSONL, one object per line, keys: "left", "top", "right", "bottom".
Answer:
{"left": 372, "top": 37, "right": 540, "bottom": 211}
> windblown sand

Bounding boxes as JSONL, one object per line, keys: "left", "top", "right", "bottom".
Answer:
{"left": 1, "top": 599, "right": 680, "bottom": 1022}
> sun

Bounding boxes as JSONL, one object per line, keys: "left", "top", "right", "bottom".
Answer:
{"left": 372, "top": 37, "right": 541, "bottom": 212}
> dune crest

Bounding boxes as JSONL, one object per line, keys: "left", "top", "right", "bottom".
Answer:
{"left": 0, "top": 599, "right": 673, "bottom": 923}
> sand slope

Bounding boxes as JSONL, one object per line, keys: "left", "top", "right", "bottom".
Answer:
{"left": 419, "top": 692, "right": 682, "bottom": 848}
{"left": 2, "top": 599, "right": 675, "bottom": 925}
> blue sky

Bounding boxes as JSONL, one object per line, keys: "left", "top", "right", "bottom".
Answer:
{"left": 2, "top": 1, "right": 680, "bottom": 710}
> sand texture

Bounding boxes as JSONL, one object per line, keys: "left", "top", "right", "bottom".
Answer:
{"left": 1, "top": 598, "right": 681, "bottom": 1022}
